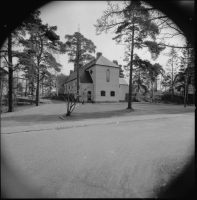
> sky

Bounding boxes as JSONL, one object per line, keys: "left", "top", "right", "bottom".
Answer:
{"left": 37, "top": 1, "right": 185, "bottom": 77}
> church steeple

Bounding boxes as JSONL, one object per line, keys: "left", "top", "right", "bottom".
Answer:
{"left": 78, "top": 24, "right": 80, "bottom": 33}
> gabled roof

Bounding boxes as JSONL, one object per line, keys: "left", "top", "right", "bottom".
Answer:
{"left": 64, "top": 55, "right": 119, "bottom": 84}
{"left": 95, "top": 56, "right": 119, "bottom": 68}
{"left": 119, "top": 78, "right": 128, "bottom": 85}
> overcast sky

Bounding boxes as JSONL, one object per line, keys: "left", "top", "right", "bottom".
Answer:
{"left": 39, "top": 1, "right": 186, "bottom": 76}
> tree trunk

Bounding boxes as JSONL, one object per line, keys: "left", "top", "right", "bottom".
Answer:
{"left": 184, "top": 47, "right": 191, "bottom": 107}
{"left": 193, "top": 82, "right": 195, "bottom": 104}
{"left": 36, "top": 69, "right": 40, "bottom": 106}
{"left": 66, "top": 110, "right": 71, "bottom": 116}
{"left": 25, "top": 79, "right": 27, "bottom": 97}
{"left": 171, "top": 88, "right": 174, "bottom": 103}
{"left": 66, "top": 96, "right": 71, "bottom": 116}
{"left": 8, "top": 34, "right": 13, "bottom": 112}
{"left": 184, "top": 71, "right": 189, "bottom": 107}
{"left": 42, "top": 78, "right": 44, "bottom": 97}
{"left": 127, "top": 23, "right": 135, "bottom": 110}
{"left": 171, "top": 60, "right": 174, "bottom": 103}
{"left": 152, "top": 81, "right": 154, "bottom": 103}
{"left": 76, "top": 37, "right": 81, "bottom": 102}
{"left": 0, "top": 80, "right": 3, "bottom": 113}
{"left": 138, "top": 70, "right": 140, "bottom": 93}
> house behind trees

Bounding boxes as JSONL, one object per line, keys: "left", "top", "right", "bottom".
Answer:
{"left": 62, "top": 53, "right": 129, "bottom": 102}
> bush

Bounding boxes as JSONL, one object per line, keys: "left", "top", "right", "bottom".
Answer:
{"left": 161, "top": 93, "right": 184, "bottom": 104}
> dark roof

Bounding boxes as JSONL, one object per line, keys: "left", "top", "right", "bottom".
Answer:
{"left": 80, "top": 71, "right": 93, "bottom": 83}
{"left": 64, "top": 59, "right": 96, "bottom": 84}
{"left": 57, "top": 74, "right": 68, "bottom": 85}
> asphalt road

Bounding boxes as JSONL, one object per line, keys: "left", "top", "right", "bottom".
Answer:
{"left": 1, "top": 109, "right": 194, "bottom": 198}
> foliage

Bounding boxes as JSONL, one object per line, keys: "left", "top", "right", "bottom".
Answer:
{"left": 57, "top": 73, "right": 68, "bottom": 94}
{"left": 113, "top": 60, "right": 125, "bottom": 78}
{"left": 94, "top": 1, "right": 167, "bottom": 109}
{"left": 173, "top": 43, "right": 195, "bottom": 105}
{"left": 61, "top": 92, "right": 78, "bottom": 116}
{"left": 119, "top": 64, "right": 125, "bottom": 78}
{"left": 161, "top": 74, "right": 171, "bottom": 91}
{"left": 17, "top": 10, "right": 66, "bottom": 106}
{"left": 132, "top": 54, "right": 149, "bottom": 93}
{"left": 65, "top": 32, "right": 97, "bottom": 67}
{"left": 95, "top": 1, "right": 166, "bottom": 60}
{"left": 125, "top": 53, "right": 164, "bottom": 95}
{"left": 42, "top": 73, "right": 56, "bottom": 95}
{"left": 0, "top": 10, "right": 58, "bottom": 111}
{"left": 161, "top": 93, "right": 184, "bottom": 104}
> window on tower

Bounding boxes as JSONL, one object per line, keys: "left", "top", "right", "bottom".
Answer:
{"left": 106, "top": 69, "right": 110, "bottom": 82}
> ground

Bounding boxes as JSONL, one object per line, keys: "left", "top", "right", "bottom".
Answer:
{"left": 1, "top": 101, "right": 195, "bottom": 198}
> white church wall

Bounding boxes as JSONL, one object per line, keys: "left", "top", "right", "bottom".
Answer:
{"left": 94, "top": 65, "right": 119, "bottom": 102}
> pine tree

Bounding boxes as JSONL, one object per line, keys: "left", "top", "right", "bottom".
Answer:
{"left": 18, "top": 11, "right": 66, "bottom": 106}
{"left": 0, "top": 11, "right": 42, "bottom": 111}
{"left": 95, "top": 1, "right": 165, "bottom": 109}
{"left": 175, "top": 43, "right": 195, "bottom": 106}
{"left": 65, "top": 32, "right": 96, "bottom": 67}
{"left": 165, "top": 47, "right": 179, "bottom": 102}
{"left": 64, "top": 32, "right": 96, "bottom": 99}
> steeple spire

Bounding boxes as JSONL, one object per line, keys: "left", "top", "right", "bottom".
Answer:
{"left": 78, "top": 24, "right": 80, "bottom": 33}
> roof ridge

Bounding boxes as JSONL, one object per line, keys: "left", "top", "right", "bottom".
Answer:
{"left": 96, "top": 55, "right": 119, "bottom": 68}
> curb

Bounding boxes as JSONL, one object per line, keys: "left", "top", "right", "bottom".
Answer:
{"left": 1, "top": 114, "right": 188, "bottom": 134}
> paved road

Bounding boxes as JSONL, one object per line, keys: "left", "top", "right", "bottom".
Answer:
{"left": 1, "top": 110, "right": 194, "bottom": 198}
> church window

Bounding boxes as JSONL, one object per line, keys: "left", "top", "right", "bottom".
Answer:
{"left": 106, "top": 69, "right": 110, "bottom": 82}
{"left": 110, "top": 91, "right": 115, "bottom": 96}
{"left": 101, "top": 91, "right": 105, "bottom": 96}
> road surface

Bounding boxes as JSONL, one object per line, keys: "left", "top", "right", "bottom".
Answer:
{"left": 1, "top": 108, "right": 194, "bottom": 198}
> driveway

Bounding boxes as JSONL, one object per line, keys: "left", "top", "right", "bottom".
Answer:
{"left": 1, "top": 102, "right": 195, "bottom": 198}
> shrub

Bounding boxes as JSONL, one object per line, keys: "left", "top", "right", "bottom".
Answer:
{"left": 161, "top": 93, "right": 184, "bottom": 104}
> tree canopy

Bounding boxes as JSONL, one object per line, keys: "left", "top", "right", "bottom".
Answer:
{"left": 65, "top": 32, "right": 97, "bottom": 68}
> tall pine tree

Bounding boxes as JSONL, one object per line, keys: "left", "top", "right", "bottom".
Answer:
{"left": 95, "top": 1, "right": 165, "bottom": 109}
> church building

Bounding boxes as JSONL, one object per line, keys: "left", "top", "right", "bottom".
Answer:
{"left": 62, "top": 52, "right": 129, "bottom": 102}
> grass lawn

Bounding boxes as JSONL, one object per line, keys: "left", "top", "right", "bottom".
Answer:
{"left": 1, "top": 101, "right": 195, "bottom": 128}
{"left": 1, "top": 102, "right": 47, "bottom": 114}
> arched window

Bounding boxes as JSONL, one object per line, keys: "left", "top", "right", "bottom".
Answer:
{"left": 110, "top": 91, "right": 115, "bottom": 96}
{"left": 101, "top": 91, "right": 105, "bottom": 96}
{"left": 106, "top": 69, "right": 110, "bottom": 82}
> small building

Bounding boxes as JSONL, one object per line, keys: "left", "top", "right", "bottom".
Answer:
{"left": 62, "top": 53, "right": 129, "bottom": 102}
{"left": 119, "top": 78, "right": 129, "bottom": 101}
